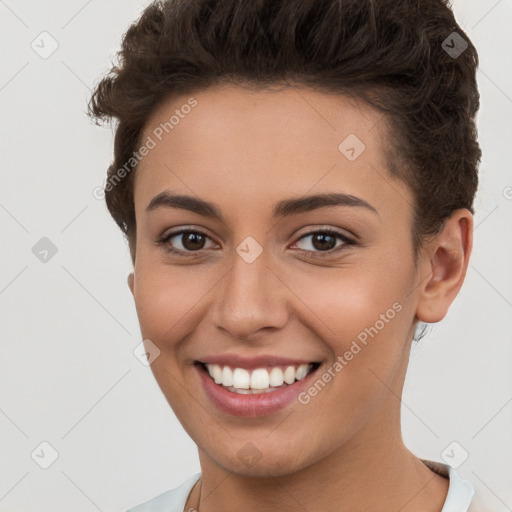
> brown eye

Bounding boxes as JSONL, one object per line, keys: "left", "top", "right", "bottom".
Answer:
{"left": 180, "top": 232, "right": 207, "bottom": 251}
{"left": 310, "top": 233, "right": 337, "bottom": 251}
{"left": 292, "top": 229, "right": 356, "bottom": 257}
{"left": 158, "top": 229, "right": 217, "bottom": 255}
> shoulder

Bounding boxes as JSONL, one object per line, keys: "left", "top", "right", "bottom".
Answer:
{"left": 125, "top": 464, "right": 487, "bottom": 512}
{"left": 126, "top": 472, "right": 201, "bottom": 512}
{"left": 422, "top": 459, "right": 474, "bottom": 512}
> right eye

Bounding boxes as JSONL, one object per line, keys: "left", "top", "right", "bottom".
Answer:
{"left": 157, "top": 229, "right": 218, "bottom": 256}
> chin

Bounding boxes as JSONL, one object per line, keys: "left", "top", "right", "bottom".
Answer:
{"left": 209, "top": 444, "right": 316, "bottom": 478}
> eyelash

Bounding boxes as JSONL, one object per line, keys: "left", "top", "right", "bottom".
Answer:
{"left": 156, "top": 228, "right": 357, "bottom": 259}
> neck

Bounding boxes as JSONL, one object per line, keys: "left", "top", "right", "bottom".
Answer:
{"left": 191, "top": 414, "right": 449, "bottom": 512}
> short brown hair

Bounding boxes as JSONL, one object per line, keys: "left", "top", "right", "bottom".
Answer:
{"left": 88, "top": 0, "right": 481, "bottom": 264}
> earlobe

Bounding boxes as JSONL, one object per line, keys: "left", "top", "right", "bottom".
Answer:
{"left": 127, "top": 272, "right": 135, "bottom": 295}
{"left": 415, "top": 209, "right": 473, "bottom": 324}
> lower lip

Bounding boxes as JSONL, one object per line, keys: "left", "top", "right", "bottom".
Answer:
{"left": 196, "top": 363, "right": 319, "bottom": 417}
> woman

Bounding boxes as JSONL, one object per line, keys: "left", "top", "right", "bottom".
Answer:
{"left": 89, "top": 0, "right": 482, "bottom": 510}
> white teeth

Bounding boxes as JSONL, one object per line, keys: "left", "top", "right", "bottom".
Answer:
{"left": 269, "top": 367, "right": 284, "bottom": 387}
{"left": 295, "top": 364, "right": 309, "bottom": 381}
{"left": 222, "top": 366, "right": 233, "bottom": 386}
{"left": 230, "top": 387, "right": 277, "bottom": 394}
{"left": 250, "top": 368, "right": 270, "bottom": 390}
{"left": 204, "top": 363, "right": 314, "bottom": 392}
{"left": 206, "top": 364, "right": 215, "bottom": 380}
{"left": 212, "top": 364, "right": 222, "bottom": 384}
{"left": 232, "top": 368, "right": 250, "bottom": 389}
{"left": 283, "top": 366, "right": 296, "bottom": 384}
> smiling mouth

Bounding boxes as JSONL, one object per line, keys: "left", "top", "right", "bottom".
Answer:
{"left": 195, "top": 361, "right": 321, "bottom": 394}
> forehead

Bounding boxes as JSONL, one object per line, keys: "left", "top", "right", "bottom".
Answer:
{"left": 134, "top": 84, "right": 413, "bottom": 223}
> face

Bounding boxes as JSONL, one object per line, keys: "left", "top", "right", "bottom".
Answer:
{"left": 129, "top": 83, "right": 425, "bottom": 476}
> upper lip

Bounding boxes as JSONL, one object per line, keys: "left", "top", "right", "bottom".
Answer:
{"left": 196, "top": 354, "right": 319, "bottom": 370}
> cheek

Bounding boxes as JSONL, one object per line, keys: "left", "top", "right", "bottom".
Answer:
{"left": 287, "top": 254, "right": 413, "bottom": 401}
{"left": 291, "top": 256, "right": 410, "bottom": 345}
{"left": 132, "top": 260, "right": 211, "bottom": 344}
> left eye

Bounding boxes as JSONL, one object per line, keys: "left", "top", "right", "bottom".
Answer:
{"left": 291, "top": 230, "right": 355, "bottom": 254}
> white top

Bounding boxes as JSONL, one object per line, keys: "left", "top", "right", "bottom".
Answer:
{"left": 126, "top": 461, "right": 474, "bottom": 512}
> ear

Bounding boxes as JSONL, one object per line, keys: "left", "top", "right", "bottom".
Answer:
{"left": 127, "top": 272, "right": 135, "bottom": 296}
{"left": 415, "top": 209, "right": 473, "bottom": 324}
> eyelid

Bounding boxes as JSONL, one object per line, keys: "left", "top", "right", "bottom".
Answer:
{"left": 293, "top": 225, "right": 356, "bottom": 243}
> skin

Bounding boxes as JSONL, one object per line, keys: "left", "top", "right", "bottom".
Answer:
{"left": 127, "top": 83, "right": 472, "bottom": 511}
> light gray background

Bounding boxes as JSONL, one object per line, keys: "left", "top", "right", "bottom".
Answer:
{"left": 1, "top": 0, "right": 511, "bottom": 510}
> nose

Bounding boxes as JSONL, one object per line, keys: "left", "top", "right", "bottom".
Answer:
{"left": 211, "top": 247, "right": 288, "bottom": 342}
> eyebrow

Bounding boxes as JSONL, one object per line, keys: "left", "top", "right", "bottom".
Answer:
{"left": 145, "top": 191, "right": 379, "bottom": 220}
